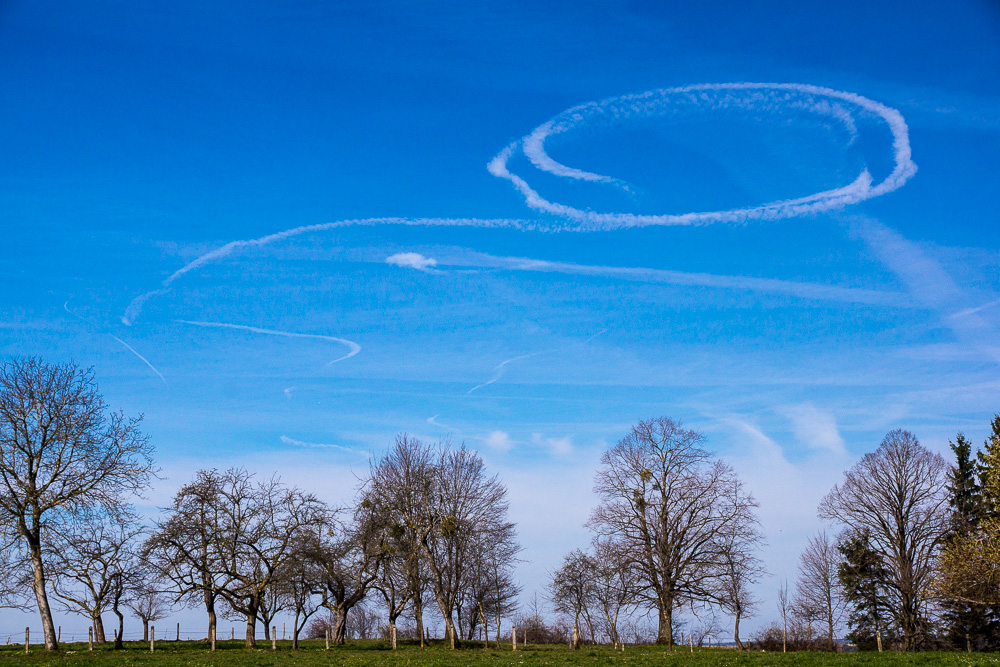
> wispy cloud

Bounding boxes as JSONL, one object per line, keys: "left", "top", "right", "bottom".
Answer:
{"left": 280, "top": 435, "right": 365, "bottom": 456}
{"left": 490, "top": 83, "right": 916, "bottom": 229}
{"left": 849, "top": 216, "right": 1000, "bottom": 363}
{"left": 175, "top": 320, "right": 361, "bottom": 364}
{"left": 779, "top": 403, "right": 846, "bottom": 455}
{"left": 386, "top": 252, "right": 439, "bottom": 272}
{"left": 532, "top": 433, "right": 573, "bottom": 455}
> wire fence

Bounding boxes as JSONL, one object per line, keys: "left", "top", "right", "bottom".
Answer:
{"left": 0, "top": 625, "right": 304, "bottom": 644}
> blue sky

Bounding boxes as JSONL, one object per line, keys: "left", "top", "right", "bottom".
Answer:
{"left": 2, "top": 0, "right": 1000, "bottom": 639}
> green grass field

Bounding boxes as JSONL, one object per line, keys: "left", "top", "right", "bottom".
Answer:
{"left": 0, "top": 640, "right": 998, "bottom": 667}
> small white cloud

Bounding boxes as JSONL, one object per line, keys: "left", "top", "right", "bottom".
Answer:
{"left": 779, "top": 403, "right": 847, "bottom": 455}
{"left": 386, "top": 252, "right": 439, "bottom": 272}
{"left": 283, "top": 386, "right": 295, "bottom": 400}
{"left": 485, "top": 431, "right": 514, "bottom": 452}
{"left": 532, "top": 433, "right": 573, "bottom": 456}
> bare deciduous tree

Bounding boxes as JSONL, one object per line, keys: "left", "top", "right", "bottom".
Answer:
{"left": 48, "top": 515, "right": 143, "bottom": 646}
{"left": 210, "top": 470, "right": 328, "bottom": 649}
{"left": 795, "top": 531, "right": 844, "bottom": 650}
{"left": 777, "top": 579, "right": 791, "bottom": 653}
{"left": 0, "top": 358, "right": 156, "bottom": 650}
{"left": 550, "top": 548, "right": 597, "bottom": 646}
{"left": 314, "top": 504, "right": 383, "bottom": 646}
{"left": 588, "top": 416, "right": 760, "bottom": 646}
{"left": 590, "top": 537, "right": 639, "bottom": 647}
{"left": 713, "top": 487, "right": 766, "bottom": 650}
{"left": 144, "top": 469, "right": 232, "bottom": 647}
{"left": 366, "top": 436, "right": 517, "bottom": 649}
{"left": 819, "top": 429, "right": 949, "bottom": 651}
{"left": 365, "top": 435, "right": 433, "bottom": 642}
{"left": 127, "top": 579, "right": 170, "bottom": 642}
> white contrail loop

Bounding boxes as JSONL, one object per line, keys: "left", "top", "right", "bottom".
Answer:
{"left": 491, "top": 82, "right": 917, "bottom": 228}
{"left": 175, "top": 320, "right": 361, "bottom": 364}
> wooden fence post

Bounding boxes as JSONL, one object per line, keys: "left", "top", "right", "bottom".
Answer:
{"left": 512, "top": 625, "right": 516, "bottom": 651}
{"left": 150, "top": 625, "right": 155, "bottom": 653}
{"left": 272, "top": 627, "right": 276, "bottom": 651}
{"left": 89, "top": 627, "right": 93, "bottom": 651}
{"left": 24, "top": 627, "right": 28, "bottom": 654}
{"left": 325, "top": 628, "right": 330, "bottom": 650}
{"left": 58, "top": 626, "right": 61, "bottom": 643}
{"left": 690, "top": 632, "right": 694, "bottom": 653}
{"left": 177, "top": 622, "right": 180, "bottom": 642}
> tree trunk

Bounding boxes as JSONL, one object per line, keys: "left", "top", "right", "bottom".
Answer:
{"left": 113, "top": 608, "right": 124, "bottom": 649}
{"left": 332, "top": 607, "right": 347, "bottom": 645}
{"left": 413, "top": 591, "right": 424, "bottom": 646}
{"left": 292, "top": 611, "right": 300, "bottom": 650}
{"left": 205, "top": 592, "right": 217, "bottom": 647}
{"left": 245, "top": 609, "right": 258, "bottom": 649}
{"left": 142, "top": 619, "right": 149, "bottom": 642}
{"left": 390, "top": 620, "right": 397, "bottom": 649}
{"left": 444, "top": 615, "right": 459, "bottom": 649}
{"left": 656, "top": 605, "right": 674, "bottom": 647}
{"left": 93, "top": 614, "right": 107, "bottom": 643}
{"left": 27, "top": 536, "right": 58, "bottom": 651}
{"left": 262, "top": 621, "right": 270, "bottom": 641}
{"left": 733, "top": 609, "right": 743, "bottom": 650}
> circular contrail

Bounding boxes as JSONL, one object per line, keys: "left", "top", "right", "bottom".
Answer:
{"left": 488, "top": 82, "right": 917, "bottom": 229}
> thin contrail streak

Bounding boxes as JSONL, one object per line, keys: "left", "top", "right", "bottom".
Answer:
{"left": 444, "top": 252, "right": 905, "bottom": 306}
{"left": 466, "top": 330, "right": 609, "bottom": 395}
{"left": 64, "top": 301, "right": 167, "bottom": 383}
{"left": 175, "top": 320, "right": 361, "bottom": 364}
{"left": 466, "top": 351, "right": 546, "bottom": 394}
{"left": 489, "top": 82, "right": 916, "bottom": 229}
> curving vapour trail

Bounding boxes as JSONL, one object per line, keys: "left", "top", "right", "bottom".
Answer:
{"left": 488, "top": 82, "right": 917, "bottom": 229}
{"left": 122, "top": 217, "right": 533, "bottom": 326}
{"left": 466, "top": 351, "right": 548, "bottom": 395}
{"left": 175, "top": 320, "right": 361, "bottom": 364}
{"left": 64, "top": 301, "right": 167, "bottom": 383}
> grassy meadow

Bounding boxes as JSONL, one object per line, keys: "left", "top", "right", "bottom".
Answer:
{"left": 0, "top": 640, "right": 998, "bottom": 667}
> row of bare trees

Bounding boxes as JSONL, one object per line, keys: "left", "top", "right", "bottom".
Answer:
{"left": 0, "top": 358, "right": 521, "bottom": 651}
{"left": 142, "top": 436, "right": 521, "bottom": 650}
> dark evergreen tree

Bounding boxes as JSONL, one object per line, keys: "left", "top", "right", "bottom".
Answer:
{"left": 979, "top": 415, "right": 1000, "bottom": 518}
{"left": 944, "top": 433, "right": 995, "bottom": 651}
{"left": 837, "top": 529, "right": 893, "bottom": 650}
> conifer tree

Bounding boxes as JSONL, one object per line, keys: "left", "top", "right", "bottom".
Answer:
{"left": 837, "top": 529, "right": 893, "bottom": 651}
{"left": 944, "top": 433, "right": 993, "bottom": 650}
{"left": 977, "top": 415, "right": 1000, "bottom": 517}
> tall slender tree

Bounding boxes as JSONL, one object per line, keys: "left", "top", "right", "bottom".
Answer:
{"left": 943, "top": 432, "right": 993, "bottom": 650}
{"left": 0, "top": 358, "right": 156, "bottom": 650}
